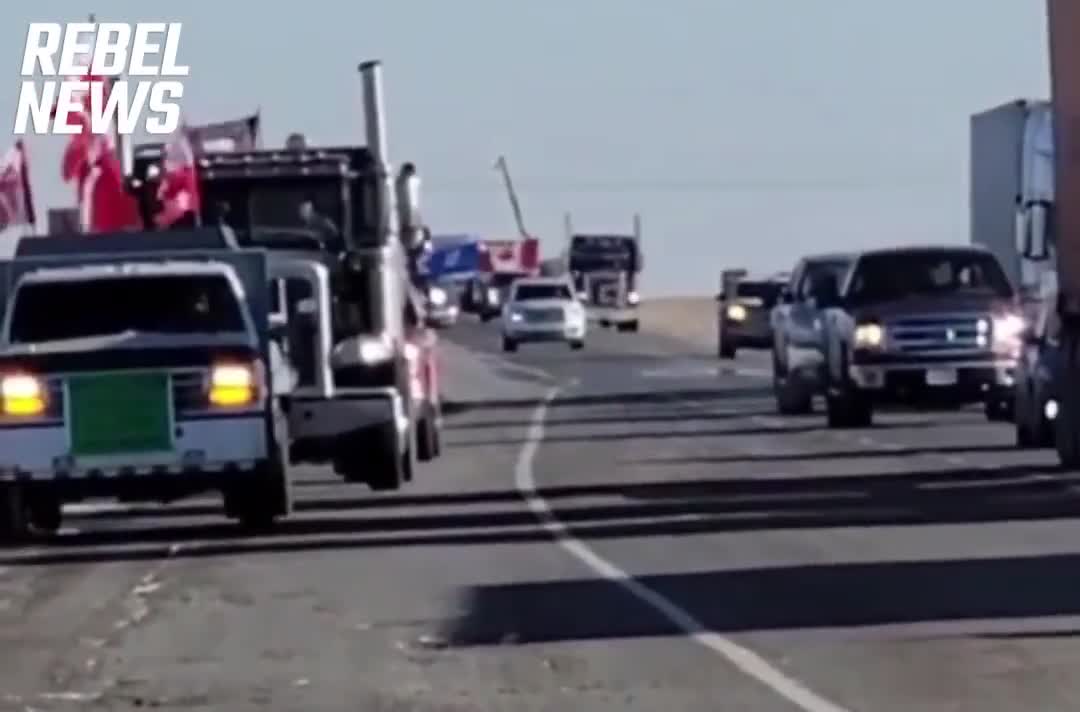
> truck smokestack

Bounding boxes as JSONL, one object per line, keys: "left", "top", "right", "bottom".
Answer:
{"left": 358, "top": 60, "right": 389, "bottom": 168}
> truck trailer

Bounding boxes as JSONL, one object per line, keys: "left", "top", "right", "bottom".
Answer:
{"left": 970, "top": 98, "right": 1055, "bottom": 319}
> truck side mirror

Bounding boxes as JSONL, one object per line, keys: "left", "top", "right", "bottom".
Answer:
{"left": 778, "top": 286, "right": 794, "bottom": 304}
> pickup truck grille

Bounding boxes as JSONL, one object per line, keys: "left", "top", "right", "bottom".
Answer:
{"left": 524, "top": 307, "right": 565, "bottom": 323}
{"left": 887, "top": 315, "right": 986, "bottom": 353}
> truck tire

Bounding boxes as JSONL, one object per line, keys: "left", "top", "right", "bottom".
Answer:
{"left": 984, "top": 397, "right": 1013, "bottom": 422}
{"left": 417, "top": 404, "right": 440, "bottom": 462}
{"left": 617, "top": 321, "right": 638, "bottom": 333}
{"left": 27, "top": 491, "right": 62, "bottom": 535}
{"left": 719, "top": 332, "right": 736, "bottom": 359}
{"left": 367, "top": 421, "right": 410, "bottom": 492}
{"left": 502, "top": 337, "right": 518, "bottom": 353}
{"left": 0, "top": 483, "right": 29, "bottom": 544}
{"left": 225, "top": 400, "right": 292, "bottom": 530}
{"left": 773, "top": 359, "right": 812, "bottom": 415}
{"left": 1057, "top": 328, "right": 1080, "bottom": 468}
{"left": 569, "top": 340, "right": 585, "bottom": 351}
{"left": 826, "top": 391, "right": 872, "bottom": 429}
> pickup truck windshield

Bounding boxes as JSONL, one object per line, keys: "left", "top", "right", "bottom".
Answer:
{"left": 8, "top": 275, "right": 247, "bottom": 344}
{"left": 848, "top": 251, "right": 1014, "bottom": 305}
{"left": 515, "top": 284, "right": 572, "bottom": 301}
{"left": 736, "top": 282, "right": 783, "bottom": 306}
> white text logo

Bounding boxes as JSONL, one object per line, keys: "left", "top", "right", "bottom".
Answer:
{"left": 13, "top": 22, "right": 189, "bottom": 136}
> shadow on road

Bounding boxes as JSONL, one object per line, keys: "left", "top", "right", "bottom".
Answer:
{"left": 7, "top": 463, "right": 1074, "bottom": 567}
{"left": 639, "top": 442, "right": 1025, "bottom": 466}
{"left": 443, "top": 408, "right": 778, "bottom": 431}
{"left": 442, "top": 386, "right": 772, "bottom": 415}
{"left": 439, "top": 551, "right": 1080, "bottom": 645}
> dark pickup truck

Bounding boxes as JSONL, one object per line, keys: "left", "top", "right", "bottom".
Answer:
{"left": 773, "top": 246, "right": 1023, "bottom": 427}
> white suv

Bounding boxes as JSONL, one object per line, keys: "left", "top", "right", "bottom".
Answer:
{"left": 501, "top": 277, "right": 587, "bottom": 352}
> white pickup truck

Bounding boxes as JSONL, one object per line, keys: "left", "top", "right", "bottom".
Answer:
{"left": 0, "top": 244, "right": 292, "bottom": 542}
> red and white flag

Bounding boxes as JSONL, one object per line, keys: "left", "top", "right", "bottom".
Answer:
{"left": 479, "top": 237, "right": 540, "bottom": 274}
{"left": 154, "top": 126, "right": 200, "bottom": 227}
{"left": 54, "top": 47, "right": 141, "bottom": 233}
{"left": 0, "top": 141, "right": 36, "bottom": 233}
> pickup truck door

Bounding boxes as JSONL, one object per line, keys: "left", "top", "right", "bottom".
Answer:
{"left": 784, "top": 268, "right": 827, "bottom": 374}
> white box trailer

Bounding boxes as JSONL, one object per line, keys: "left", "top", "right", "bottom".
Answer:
{"left": 970, "top": 99, "right": 1056, "bottom": 315}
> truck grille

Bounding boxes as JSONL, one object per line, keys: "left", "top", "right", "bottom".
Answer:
{"left": 524, "top": 307, "right": 564, "bottom": 323}
{"left": 887, "top": 314, "right": 986, "bottom": 353}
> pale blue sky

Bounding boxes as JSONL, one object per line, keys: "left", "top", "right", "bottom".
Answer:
{"left": 1, "top": 1, "right": 1050, "bottom": 295}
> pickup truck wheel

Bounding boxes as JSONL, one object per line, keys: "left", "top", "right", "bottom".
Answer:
{"left": 617, "top": 321, "right": 639, "bottom": 333}
{"left": 826, "top": 392, "right": 872, "bottom": 428}
{"left": 719, "top": 341, "right": 736, "bottom": 359}
{"left": 227, "top": 402, "right": 292, "bottom": 529}
{"left": 0, "top": 483, "right": 29, "bottom": 544}
{"left": 27, "top": 492, "right": 61, "bottom": 535}
{"left": 569, "top": 340, "right": 585, "bottom": 351}
{"left": 773, "top": 353, "right": 812, "bottom": 415}
{"left": 1056, "top": 330, "right": 1080, "bottom": 468}
{"left": 502, "top": 337, "right": 518, "bottom": 353}
{"left": 1016, "top": 418, "right": 1035, "bottom": 449}
{"left": 984, "top": 397, "right": 1013, "bottom": 422}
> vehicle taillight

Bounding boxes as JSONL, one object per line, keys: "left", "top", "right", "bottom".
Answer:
{"left": 1, "top": 373, "right": 46, "bottom": 416}
{"left": 208, "top": 363, "right": 257, "bottom": 407}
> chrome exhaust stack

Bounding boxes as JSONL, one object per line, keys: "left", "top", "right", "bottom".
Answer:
{"left": 359, "top": 60, "right": 395, "bottom": 245}
{"left": 395, "top": 162, "right": 424, "bottom": 251}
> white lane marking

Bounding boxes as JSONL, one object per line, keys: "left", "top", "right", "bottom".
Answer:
{"left": 515, "top": 383, "right": 853, "bottom": 712}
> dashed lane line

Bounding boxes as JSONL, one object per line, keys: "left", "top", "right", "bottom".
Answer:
{"left": 515, "top": 382, "right": 854, "bottom": 712}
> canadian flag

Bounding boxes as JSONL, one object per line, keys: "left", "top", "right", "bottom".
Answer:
{"left": 479, "top": 237, "right": 540, "bottom": 274}
{"left": 0, "top": 141, "right": 36, "bottom": 233}
{"left": 154, "top": 126, "right": 200, "bottom": 227}
{"left": 55, "top": 50, "right": 141, "bottom": 233}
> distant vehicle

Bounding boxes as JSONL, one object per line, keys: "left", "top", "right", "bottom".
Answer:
{"left": 500, "top": 277, "right": 586, "bottom": 352}
{"left": 462, "top": 238, "right": 540, "bottom": 321}
{"left": 1015, "top": 286, "right": 1062, "bottom": 448}
{"left": 424, "top": 283, "right": 459, "bottom": 327}
{"left": 566, "top": 215, "right": 643, "bottom": 332}
{"left": 770, "top": 253, "right": 856, "bottom": 413}
{"left": 716, "top": 270, "right": 787, "bottom": 359}
{"left": 811, "top": 246, "right": 1022, "bottom": 427}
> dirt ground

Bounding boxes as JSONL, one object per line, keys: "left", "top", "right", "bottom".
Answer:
{"left": 637, "top": 297, "right": 717, "bottom": 354}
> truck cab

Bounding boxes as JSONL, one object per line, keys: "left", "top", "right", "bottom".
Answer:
{"left": 814, "top": 245, "right": 1022, "bottom": 428}
{"left": 125, "top": 60, "right": 438, "bottom": 490}
{"left": 565, "top": 214, "right": 643, "bottom": 333}
{"left": 0, "top": 229, "right": 292, "bottom": 541}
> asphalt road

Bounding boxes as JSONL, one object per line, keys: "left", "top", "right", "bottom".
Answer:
{"left": 1, "top": 315, "right": 1077, "bottom": 711}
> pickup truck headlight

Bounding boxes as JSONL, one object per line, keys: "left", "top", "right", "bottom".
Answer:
{"left": 487, "top": 288, "right": 500, "bottom": 304}
{"left": 429, "top": 286, "right": 448, "bottom": 306}
{"left": 508, "top": 308, "right": 525, "bottom": 323}
{"left": 209, "top": 363, "right": 257, "bottom": 407}
{"left": 726, "top": 303, "right": 747, "bottom": 321}
{"left": 1, "top": 373, "right": 46, "bottom": 416}
{"left": 991, "top": 313, "right": 1025, "bottom": 342}
{"left": 627, "top": 291, "right": 640, "bottom": 305}
{"left": 854, "top": 322, "right": 884, "bottom": 348}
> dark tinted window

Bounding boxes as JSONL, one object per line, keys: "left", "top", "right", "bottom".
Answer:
{"left": 9, "top": 275, "right": 245, "bottom": 343}
{"left": 333, "top": 262, "right": 381, "bottom": 336}
{"left": 736, "top": 281, "right": 783, "bottom": 306}
{"left": 515, "top": 284, "right": 572, "bottom": 301}
{"left": 798, "top": 260, "right": 851, "bottom": 300}
{"left": 848, "top": 250, "right": 1013, "bottom": 305}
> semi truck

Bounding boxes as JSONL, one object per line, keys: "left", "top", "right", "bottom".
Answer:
{"left": 125, "top": 60, "right": 443, "bottom": 489}
{"left": 565, "top": 213, "right": 643, "bottom": 332}
{"left": 970, "top": 98, "right": 1055, "bottom": 320}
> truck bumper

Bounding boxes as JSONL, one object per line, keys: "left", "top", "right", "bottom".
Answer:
{"left": 0, "top": 415, "right": 269, "bottom": 483}
{"left": 588, "top": 306, "right": 637, "bottom": 325}
{"left": 848, "top": 359, "right": 1017, "bottom": 406}
{"left": 286, "top": 387, "right": 409, "bottom": 463}
{"left": 504, "top": 321, "right": 586, "bottom": 343}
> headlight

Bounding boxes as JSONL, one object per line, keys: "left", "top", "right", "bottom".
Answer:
{"left": 429, "top": 287, "right": 447, "bottom": 306}
{"left": 627, "top": 291, "right": 640, "bottom": 305}
{"left": 209, "top": 363, "right": 257, "bottom": 407}
{"left": 854, "top": 322, "right": 884, "bottom": 348}
{"left": 1, "top": 373, "right": 46, "bottom": 416}
{"left": 726, "top": 303, "right": 747, "bottom": 321}
{"left": 509, "top": 310, "right": 524, "bottom": 323}
{"left": 487, "top": 288, "right": 500, "bottom": 304}
{"left": 992, "top": 313, "right": 1025, "bottom": 342}
{"left": 358, "top": 335, "right": 394, "bottom": 364}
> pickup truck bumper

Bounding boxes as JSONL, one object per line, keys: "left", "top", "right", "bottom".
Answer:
{"left": 848, "top": 358, "right": 1017, "bottom": 406}
{"left": 0, "top": 414, "right": 269, "bottom": 482}
{"left": 504, "top": 321, "right": 586, "bottom": 343}
{"left": 286, "top": 387, "right": 409, "bottom": 463}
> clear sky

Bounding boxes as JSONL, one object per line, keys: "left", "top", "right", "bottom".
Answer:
{"left": 0, "top": 1, "right": 1050, "bottom": 296}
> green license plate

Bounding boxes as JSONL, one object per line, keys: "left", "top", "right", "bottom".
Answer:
{"left": 68, "top": 372, "right": 172, "bottom": 456}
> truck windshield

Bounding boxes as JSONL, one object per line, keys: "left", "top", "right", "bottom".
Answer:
{"left": 515, "top": 284, "right": 572, "bottom": 301}
{"left": 736, "top": 282, "right": 783, "bottom": 306}
{"left": 207, "top": 177, "right": 346, "bottom": 251}
{"left": 8, "top": 275, "right": 247, "bottom": 344}
{"left": 848, "top": 250, "right": 1014, "bottom": 305}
